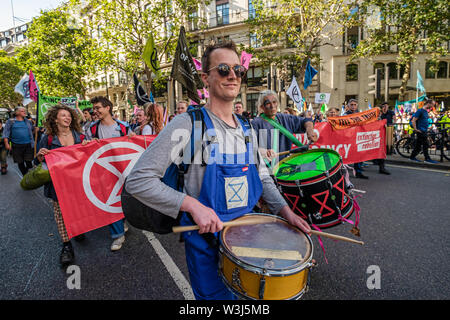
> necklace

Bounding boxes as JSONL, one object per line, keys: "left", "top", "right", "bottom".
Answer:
{"left": 59, "top": 132, "right": 72, "bottom": 137}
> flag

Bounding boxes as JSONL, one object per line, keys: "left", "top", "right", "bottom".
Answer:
{"left": 368, "top": 102, "right": 372, "bottom": 109}
{"left": 320, "top": 103, "right": 327, "bottom": 114}
{"left": 193, "top": 58, "right": 202, "bottom": 71}
{"left": 416, "top": 70, "right": 426, "bottom": 94}
{"left": 170, "top": 26, "right": 204, "bottom": 104}
{"left": 29, "top": 70, "right": 39, "bottom": 102}
{"left": 240, "top": 51, "right": 252, "bottom": 70}
{"left": 45, "top": 135, "right": 155, "bottom": 238}
{"left": 133, "top": 73, "right": 151, "bottom": 106}
{"left": 14, "top": 73, "right": 33, "bottom": 106}
{"left": 303, "top": 59, "right": 318, "bottom": 90}
{"left": 286, "top": 76, "right": 303, "bottom": 111}
{"left": 142, "top": 33, "right": 160, "bottom": 77}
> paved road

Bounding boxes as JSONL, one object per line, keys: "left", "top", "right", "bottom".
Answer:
{"left": 1, "top": 156, "right": 449, "bottom": 300}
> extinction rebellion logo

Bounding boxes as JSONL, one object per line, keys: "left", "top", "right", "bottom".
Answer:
{"left": 82, "top": 142, "right": 145, "bottom": 213}
{"left": 356, "top": 130, "right": 380, "bottom": 152}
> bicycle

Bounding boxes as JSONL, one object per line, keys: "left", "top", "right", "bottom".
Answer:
{"left": 395, "top": 127, "right": 450, "bottom": 161}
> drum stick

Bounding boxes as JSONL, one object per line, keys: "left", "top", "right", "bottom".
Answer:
{"left": 172, "top": 216, "right": 278, "bottom": 233}
{"left": 274, "top": 145, "right": 309, "bottom": 158}
{"left": 172, "top": 217, "right": 364, "bottom": 245}
{"left": 310, "top": 230, "right": 364, "bottom": 245}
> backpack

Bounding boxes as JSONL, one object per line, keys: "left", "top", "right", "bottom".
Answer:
{"left": 120, "top": 108, "right": 251, "bottom": 234}
{"left": 90, "top": 119, "right": 128, "bottom": 138}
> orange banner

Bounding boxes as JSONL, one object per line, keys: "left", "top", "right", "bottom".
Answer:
{"left": 327, "top": 108, "right": 380, "bottom": 130}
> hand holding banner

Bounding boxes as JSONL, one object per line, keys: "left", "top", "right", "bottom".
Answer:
{"left": 45, "top": 135, "right": 155, "bottom": 238}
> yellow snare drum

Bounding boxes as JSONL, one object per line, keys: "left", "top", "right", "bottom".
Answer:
{"left": 219, "top": 213, "right": 314, "bottom": 300}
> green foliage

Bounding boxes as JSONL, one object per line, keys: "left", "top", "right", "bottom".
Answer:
{"left": 15, "top": 8, "right": 102, "bottom": 97}
{"left": 69, "top": 0, "right": 208, "bottom": 90}
{"left": 246, "top": 0, "right": 356, "bottom": 89}
{"left": 352, "top": 0, "right": 450, "bottom": 98}
{"left": 0, "top": 51, "right": 24, "bottom": 107}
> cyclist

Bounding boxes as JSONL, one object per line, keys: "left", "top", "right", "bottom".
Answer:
{"left": 409, "top": 99, "right": 439, "bottom": 164}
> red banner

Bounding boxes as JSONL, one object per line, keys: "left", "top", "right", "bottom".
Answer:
{"left": 45, "top": 135, "right": 155, "bottom": 238}
{"left": 295, "top": 120, "right": 387, "bottom": 164}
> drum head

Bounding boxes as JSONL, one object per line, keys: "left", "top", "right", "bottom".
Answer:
{"left": 221, "top": 214, "right": 312, "bottom": 273}
{"left": 273, "top": 149, "right": 341, "bottom": 181}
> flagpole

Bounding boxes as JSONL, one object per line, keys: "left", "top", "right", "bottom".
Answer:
{"left": 33, "top": 91, "right": 39, "bottom": 157}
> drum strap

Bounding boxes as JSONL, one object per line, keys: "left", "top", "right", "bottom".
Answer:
{"left": 261, "top": 113, "right": 304, "bottom": 147}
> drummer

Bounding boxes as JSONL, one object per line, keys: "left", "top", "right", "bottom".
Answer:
{"left": 251, "top": 90, "right": 318, "bottom": 165}
{"left": 125, "top": 41, "right": 311, "bottom": 300}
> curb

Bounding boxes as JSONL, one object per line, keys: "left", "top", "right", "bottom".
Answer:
{"left": 385, "top": 158, "right": 450, "bottom": 171}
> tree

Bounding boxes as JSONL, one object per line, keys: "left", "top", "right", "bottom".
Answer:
{"left": 246, "top": 0, "right": 356, "bottom": 95}
{"left": 69, "top": 0, "right": 208, "bottom": 94}
{"left": 15, "top": 7, "right": 103, "bottom": 98}
{"left": 352, "top": 0, "right": 450, "bottom": 100}
{"left": 0, "top": 51, "right": 24, "bottom": 108}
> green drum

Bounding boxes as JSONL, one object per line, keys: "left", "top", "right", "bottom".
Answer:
{"left": 273, "top": 148, "right": 354, "bottom": 228}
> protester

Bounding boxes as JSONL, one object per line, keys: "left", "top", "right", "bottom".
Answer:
{"left": 88, "top": 96, "right": 134, "bottom": 251}
{"left": 409, "top": 99, "right": 439, "bottom": 164}
{"left": 344, "top": 99, "right": 369, "bottom": 179}
{"left": 80, "top": 107, "right": 93, "bottom": 135}
{"left": 234, "top": 101, "right": 243, "bottom": 115}
{"left": 251, "top": 90, "right": 317, "bottom": 163}
{"left": 0, "top": 120, "right": 7, "bottom": 175}
{"left": 325, "top": 107, "right": 340, "bottom": 119}
{"left": 35, "top": 104, "right": 89, "bottom": 267}
{"left": 125, "top": 41, "right": 311, "bottom": 300}
{"left": 136, "top": 102, "right": 164, "bottom": 135}
{"left": 176, "top": 100, "right": 188, "bottom": 114}
{"left": 2, "top": 106, "right": 36, "bottom": 176}
{"left": 374, "top": 102, "right": 394, "bottom": 175}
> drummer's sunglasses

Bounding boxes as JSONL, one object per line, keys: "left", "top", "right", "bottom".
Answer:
{"left": 207, "top": 64, "right": 246, "bottom": 78}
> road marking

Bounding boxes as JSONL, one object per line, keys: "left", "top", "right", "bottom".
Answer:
{"left": 386, "top": 163, "right": 450, "bottom": 174}
{"left": 10, "top": 159, "right": 194, "bottom": 299}
{"left": 142, "top": 230, "right": 195, "bottom": 300}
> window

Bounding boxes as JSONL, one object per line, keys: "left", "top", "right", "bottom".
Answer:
{"left": 373, "top": 62, "right": 385, "bottom": 80}
{"left": 387, "top": 62, "right": 397, "bottom": 79}
{"left": 425, "top": 61, "right": 435, "bottom": 78}
{"left": 109, "top": 74, "right": 115, "bottom": 86}
{"left": 346, "top": 64, "right": 358, "bottom": 81}
{"left": 427, "top": 60, "right": 449, "bottom": 79}
{"left": 246, "top": 66, "right": 263, "bottom": 87}
{"left": 248, "top": 0, "right": 256, "bottom": 19}
{"left": 249, "top": 33, "right": 261, "bottom": 48}
{"left": 188, "top": 11, "right": 199, "bottom": 31}
{"left": 437, "top": 61, "right": 448, "bottom": 79}
{"left": 246, "top": 93, "right": 260, "bottom": 116}
{"left": 216, "top": 2, "right": 229, "bottom": 25}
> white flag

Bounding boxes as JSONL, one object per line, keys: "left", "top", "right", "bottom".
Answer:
{"left": 14, "top": 73, "right": 33, "bottom": 106}
{"left": 286, "top": 76, "right": 303, "bottom": 111}
{"left": 314, "top": 93, "right": 330, "bottom": 104}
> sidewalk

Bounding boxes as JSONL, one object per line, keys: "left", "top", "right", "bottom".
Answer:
{"left": 385, "top": 152, "right": 450, "bottom": 171}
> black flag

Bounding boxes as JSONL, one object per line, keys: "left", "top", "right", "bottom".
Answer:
{"left": 170, "top": 26, "right": 204, "bottom": 104}
{"left": 133, "top": 73, "right": 151, "bottom": 106}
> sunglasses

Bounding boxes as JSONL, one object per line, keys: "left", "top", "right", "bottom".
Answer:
{"left": 208, "top": 64, "right": 246, "bottom": 78}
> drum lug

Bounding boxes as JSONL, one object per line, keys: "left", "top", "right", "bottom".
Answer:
{"left": 259, "top": 275, "right": 266, "bottom": 300}
{"left": 232, "top": 267, "right": 247, "bottom": 296}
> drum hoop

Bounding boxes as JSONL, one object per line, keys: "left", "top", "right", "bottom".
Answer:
{"left": 219, "top": 271, "right": 308, "bottom": 300}
{"left": 275, "top": 162, "right": 342, "bottom": 187}
{"left": 273, "top": 148, "right": 343, "bottom": 184}
{"left": 219, "top": 213, "right": 313, "bottom": 276}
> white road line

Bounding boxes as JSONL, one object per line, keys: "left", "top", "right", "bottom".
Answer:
{"left": 142, "top": 230, "right": 195, "bottom": 300}
{"left": 386, "top": 163, "right": 450, "bottom": 173}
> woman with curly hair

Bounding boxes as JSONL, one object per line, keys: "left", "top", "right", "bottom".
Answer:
{"left": 35, "top": 104, "right": 88, "bottom": 268}
{"left": 136, "top": 102, "right": 164, "bottom": 135}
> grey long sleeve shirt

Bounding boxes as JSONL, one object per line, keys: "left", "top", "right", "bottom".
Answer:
{"left": 125, "top": 108, "right": 287, "bottom": 219}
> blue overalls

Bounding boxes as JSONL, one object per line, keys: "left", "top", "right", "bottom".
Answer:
{"left": 180, "top": 108, "right": 263, "bottom": 300}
